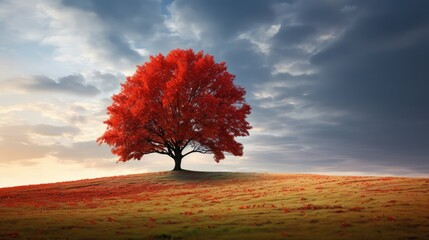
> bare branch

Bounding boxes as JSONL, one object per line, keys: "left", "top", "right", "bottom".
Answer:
{"left": 180, "top": 138, "right": 193, "bottom": 151}
{"left": 182, "top": 148, "right": 211, "bottom": 157}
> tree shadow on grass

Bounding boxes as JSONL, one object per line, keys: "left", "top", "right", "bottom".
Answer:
{"left": 159, "top": 170, "right": 259, "bottom": 183}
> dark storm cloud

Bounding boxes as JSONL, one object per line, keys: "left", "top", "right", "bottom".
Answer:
{"left": 61, "top": 0, "right": 164, "bottom": 63}
{"left": 145, "top": 0, "right": 427, "bottom": 174}
{"left": 168, "top": 0, "right": 277, "bottom": 40}
{"left": 273, "top": 25, "right": 316, "bottom": 46}
{"left": 23, "top": 74, "right": 100, "bottom": 96}
{"left": 62, "top": 0, "right": 164, "bottom": 35}
{"left": 292, "top": 0, "right": 356, "bottom": 28}
{"left": 104, "top": 34, "right": 143, "bottom": 62}
{"left": 305, "top": 0, "right": 429, "bottom": 166}
{"left": 220, "top": 39, "right": 272, "bottom": 88}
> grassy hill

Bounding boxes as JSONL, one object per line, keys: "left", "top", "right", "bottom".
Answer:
{"left": 0, "top": 171, "right": 428, "bottom": 239}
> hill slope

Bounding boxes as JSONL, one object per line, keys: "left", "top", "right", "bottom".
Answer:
{"left": 0, "top": 171, "right": 428, "bottom": 239}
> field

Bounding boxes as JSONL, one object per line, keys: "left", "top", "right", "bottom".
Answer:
{"left": 0, "top": 171, "right": 428, "bottom": 239}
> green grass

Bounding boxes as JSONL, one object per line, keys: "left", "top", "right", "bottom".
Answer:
{"left": 1, "top": 171, "right": 428, "bottom": 239}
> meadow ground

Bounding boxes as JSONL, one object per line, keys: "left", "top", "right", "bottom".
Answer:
{"left": 0, "top": 171, "right": 428, "bottom": 239}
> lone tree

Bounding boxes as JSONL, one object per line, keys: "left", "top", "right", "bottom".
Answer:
{"left": 97, "top": 49, "right": 252, "bottom": 171}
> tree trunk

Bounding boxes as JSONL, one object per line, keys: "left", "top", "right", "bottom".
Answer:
{"left": 173, "top": 156, "right": 183, "bottom": 171}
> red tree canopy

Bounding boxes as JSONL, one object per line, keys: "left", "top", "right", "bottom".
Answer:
{"left": 97, "top": 49, "right": 251, "bottom": 170}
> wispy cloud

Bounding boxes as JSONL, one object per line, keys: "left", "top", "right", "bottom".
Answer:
{"left": 2, "top": 75, "right": 100, "bottom": 96}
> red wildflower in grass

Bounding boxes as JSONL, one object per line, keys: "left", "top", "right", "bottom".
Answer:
{"left": 238, "top": 205, "right": 251, "bottom": 209}
{"left": 7, "top": 232, "right": 20, "bottom": 238}
{"left": 106, "top": 217, "right": 115, "bottom": 222}
{"left": 341, "top": 221, "right": 352, "bottom": 228}
{"left": 387, "top": 216, "right": 397, "bottom": 222}
{"left": 349, "top": 206, "right": 364, "bottom": 212}
{"left": 148, "top": 217, "right": 156, "bottom": 222}
{"left": 298, "top": 204, "right": 319, "bottom": 210}
{"left": 86, "top": 220, "right": 97, "bottom": 225}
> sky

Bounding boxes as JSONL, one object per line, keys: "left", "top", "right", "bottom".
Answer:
{"left": 1, "top": 0, "right": 428, "bottom": 187}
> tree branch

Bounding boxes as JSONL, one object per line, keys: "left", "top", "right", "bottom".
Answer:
{"left": 182, "top": 148, "right": 211, "bottom": 157}
{"left": 180, "top": 138, "right": 193, "bottom": 151}
{"left": 154, "top": 150, "right": 170, "bottom": 155}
